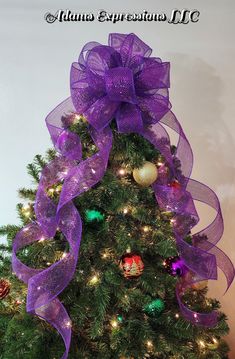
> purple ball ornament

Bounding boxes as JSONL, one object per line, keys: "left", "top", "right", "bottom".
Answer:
{"left": 163, "top": 256, "right": 188, "bottom": 277}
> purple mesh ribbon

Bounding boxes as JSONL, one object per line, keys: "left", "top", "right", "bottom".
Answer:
{"left": 12, "top": 99, "right": 112, "bottom": 358}
{"left": 12, "top": 33, "right": 234, "bottom": 358}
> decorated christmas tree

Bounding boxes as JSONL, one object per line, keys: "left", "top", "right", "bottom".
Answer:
{"left": 0, "top": 33, "right": 234, "bottom": 359}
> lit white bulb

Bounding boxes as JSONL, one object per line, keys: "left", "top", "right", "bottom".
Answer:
{"left": 23, "top": 204, "right": 30, "bottom": 211}
{"left": 146, "top": 340, "right": 153, "bottom": 348}
{"left": 65, "top": 320, "right": 72, "bottom": 328}
{"left": 143, "top": 226, "right": 150, "bottom": 232}
{"left": 111, "top": 320, "right": 118, "bottom": 328}
{"left": 89, "top": 274, "right": 99, "bottom": 285}
{"left": 118, "top": 168, "right": 126, "bottom": 176}
{"left": 199, "top": 340, "right": 205, "bottom": 348}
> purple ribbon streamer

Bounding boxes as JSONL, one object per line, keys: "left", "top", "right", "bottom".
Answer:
{"left": 12, "top": 98, "right": 112, "bottom": 358}
{"left": 12, "top": 33, "right": 234, "bottom": 358}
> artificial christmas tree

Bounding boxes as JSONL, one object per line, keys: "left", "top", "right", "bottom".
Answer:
{"left": 0, "top": 33, "right": 234, "bottom": 359}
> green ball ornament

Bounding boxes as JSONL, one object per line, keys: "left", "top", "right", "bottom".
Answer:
{"left": 117, "top": 314, "right": 124, "bottom": 323}
{"left": 85, "top": 209, "right": 104, "bottom": 223}
{"left": 144, "top": 298, "right": 165, "bottom": 317}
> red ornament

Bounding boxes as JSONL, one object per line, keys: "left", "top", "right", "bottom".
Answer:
{"left": 120, "top": 253, "right": 144, "bottom": 279}
{"left": 0, "top": 279, "right": 10, "bottom": 300}
{"left": 170, "top": 180, "right": 181, "bottom": 190}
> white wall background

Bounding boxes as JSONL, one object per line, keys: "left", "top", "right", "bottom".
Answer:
{"left": 0, "top": 0, "right": 235, "bottom": 356}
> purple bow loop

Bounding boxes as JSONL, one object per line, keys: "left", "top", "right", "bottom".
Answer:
{"left": 108, "top": 33, "right": 152, "bottom": 60}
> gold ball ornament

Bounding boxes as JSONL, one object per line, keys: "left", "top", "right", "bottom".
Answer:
{"left": 133, "top": 161, "right": 158, "bottom": 187}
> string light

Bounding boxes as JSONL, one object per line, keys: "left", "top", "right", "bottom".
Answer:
{"left": 212, "top": 337, "right": 218, "bottom": 344}
{"left": 110, "top": 319, "right": 118, "bottom": 328}
{"left": 142, "top": 225, "right": 150, "bottom": 233}
{"left": 21, "top": 204, "right": 32, "bottom": 218}
{"left": 198, "top": 340, "right": 205, "bottom": 348}
{"left": 123, "top": 207, "right": 129, "bottom": 214}
{"left": 48, "top": 188, "right": 55, "bottom": 194}
{"left": 126, "top": 246, "right": 131, "bottom": 253}
{"left": 89, "top": 274, "right": 99, "bottom": 286}
{"left": 175, "top": 313, "right": 180, "bottom": 319}
{"left": 22, "top": 204, "right": 30, "bottom": 211}
{"left": 62, "top": 252, "right": 67, "bottom": 259}
{"left": 73, "top": 113, "right": 84, "bottom": 123}
{"left": 146, "top": 340, "right": 153, "bottom": 348}
{"left": 205, "top": 299, "right": 213, "bottom": 307}
{"left": 39, "top": 236, "right": 45, "bottom": 243}
{"left": 65, "top": 320, "right": 72, "bottom": 329}
{"left": 56, "top": 185, "right": 62, "bottom": 193}
{"left": 118, "top": 168, "right": 126, "bottom": 176}
{"left": 101, "top": 249, "right": 111, "bottom": 259}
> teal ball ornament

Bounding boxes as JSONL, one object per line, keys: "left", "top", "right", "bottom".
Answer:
{"left": 144, "top": 298, "right": 165, "bottom": 317}
{"left": 85, "top": 209, "right": 105, "bottom": 223}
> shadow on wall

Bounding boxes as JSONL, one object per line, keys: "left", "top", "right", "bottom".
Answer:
{"left": 168, "top": 54, "right": 235, "bottom": 357}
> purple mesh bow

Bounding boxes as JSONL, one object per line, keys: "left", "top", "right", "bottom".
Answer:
{"left": 70, "top": 33, "right": 171, "bottom": 133}
{"left": 12, "top": 33, "right": 234, "bottom": 358}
